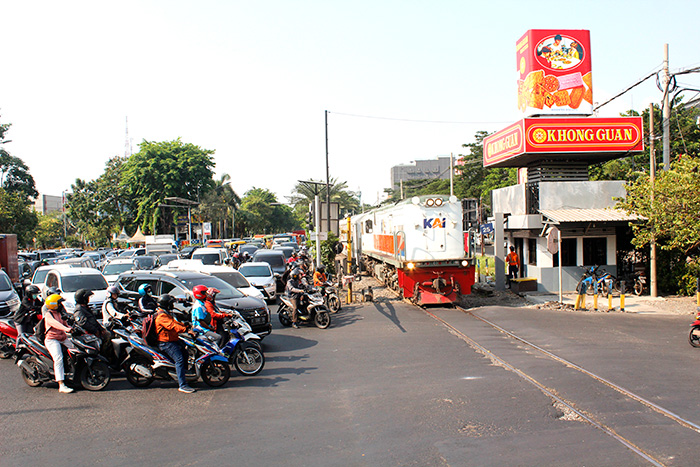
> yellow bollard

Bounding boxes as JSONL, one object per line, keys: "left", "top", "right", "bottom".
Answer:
{"left": 608, "top": 293, "right": 612, "bottom": 312}
{"left": 593, "top": 293, "right": 598, "bottom": 311}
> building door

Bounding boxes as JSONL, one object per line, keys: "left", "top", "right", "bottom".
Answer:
{"left": 514, "top": 238, "right": 524, "bottom": 279}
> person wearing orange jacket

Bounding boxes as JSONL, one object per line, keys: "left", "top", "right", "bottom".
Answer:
{"left": 313, "top": 264, "right": 328, "bottom": 287}
{"left": 203, "top": 287, "right": 233, "bottom": 344}
{"left": 155, "top": 294, "right": 195, "bottom": 394}
{"left": 506, "top": 245, "right": 520, "bottom": 287}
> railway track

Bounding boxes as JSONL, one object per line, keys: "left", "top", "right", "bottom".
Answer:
{"left": 407, "top": 301, "right": 700, "bottom": 466}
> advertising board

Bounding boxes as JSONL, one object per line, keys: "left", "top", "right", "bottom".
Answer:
{"left": 517, "top": 29, "right": 592, "bottom": 116}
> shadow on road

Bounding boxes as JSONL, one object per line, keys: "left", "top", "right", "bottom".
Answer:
{"left": 372, "top": 299, "right": 406, "bottom": 332}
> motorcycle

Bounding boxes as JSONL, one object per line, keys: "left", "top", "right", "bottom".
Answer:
{"left": 219, "top": 309, "right": 265, "bottom": 376}
{"left": 121, "top": 327, "right": 230, "bottom": 388}
{"left": 0, "top": 310, "right": 42, "bottom": 359}
{"left": 576, "top": 265, "right": 617, "bottom": 295}
{"left": 318, "top": 281, "right": 341, "bottom": 313}
{"left": 278, "top": 287, "right": 331, "bottom": 329}
{"left": 688, "top": 311, "right": 700, "bottom": 347}
{"left": 15, "top": 324, "right": 111, "bottom": 391}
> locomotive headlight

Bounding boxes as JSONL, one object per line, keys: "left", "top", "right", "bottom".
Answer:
{"left": 411, "top": 196, "right": 420, "bottom": 205}
{"left": 461, "top": 260, "right": 469, "bottom": 267}
{"left": 407, "top": 262, "right": 416, "bottom": 270}
{"left": 434, "top": 198, "right": 443, "bottom": 207}
{"left": 449, "top": 195, "right": 458, "bottom": 203}
{"left": 426, "top": 198, "right": 435, "bottom": 207}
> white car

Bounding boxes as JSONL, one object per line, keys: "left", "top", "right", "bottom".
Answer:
{"left": 30, "top": 264, "right": 75, "bottom": 290}
{"left": 191, "top": 247, "right": 231, "bottom": 266}
{"left": 159, "top": 260, "right": 264, "bottom": 300}
{"left": 101, "top": 258, "right": 138, "bottom": 284}
{"left": 41, "top": 267, "right": 110, "bottom": 314}
{"left": 237, "top": 262, "right": 276, "bottom": 302}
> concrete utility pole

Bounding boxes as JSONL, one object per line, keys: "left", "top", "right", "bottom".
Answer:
{"left": 662, "top": 44, "right": 671, "bottom": 171}
{"left": 649, "top": 103, "right": 658, "bottom": 297}
{"left": 325, "top": 110, "right": 331, "bottom": 233}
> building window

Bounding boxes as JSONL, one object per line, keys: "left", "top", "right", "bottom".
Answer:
{"left": 365, "top": 220, "right": 373, "bottom": 234}
{"left": 553, "top": 238, "right": 577, "bottom": 267}
{"left": 528, "top": 238, "right": 537, "bottom": 265}
{"left": 583, "top": 237, "right": 607, "bottom": 266}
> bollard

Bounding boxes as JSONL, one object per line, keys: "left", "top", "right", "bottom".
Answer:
{"left": 593, "top": 284, "right": 598, "bottom": 311}
{"left": 575, "top": 282, "right": 585, "bottom": 310}
{"left": 620, "top": 280, "right": 626, "bottom": 312}
{"left": 607, "top": 279, "right": 613, "bottom": 312}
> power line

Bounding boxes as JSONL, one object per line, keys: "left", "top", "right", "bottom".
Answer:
{"left": 330, "top": 111, "right": 510, "bottom": 125}
{"left": 593, "top": 69, "right": 661, "bottom": 112}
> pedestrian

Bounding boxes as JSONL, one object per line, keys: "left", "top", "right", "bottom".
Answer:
{"left": 506, "top": 246, "right": 520, "bottom": 287}
{"left": 154, "top": 294, "right": 196, "bottom": 394}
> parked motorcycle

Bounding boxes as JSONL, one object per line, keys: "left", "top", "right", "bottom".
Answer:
{"left": 278, "top": 287, "right": 331, "bottom": 329}
{"left": 688, "top": 312, "right": 700, "bottom": 347}
{"left": 220, "top": 309, "right": 265, "bottom": 376}
{"left": 121, "top": 328, "right": 230, "bottom": 388}
{"left": 15, "top": 325, "right": 111, "bottom": 391}
{"left": 576, "top": 265, "right": 617, "bottom": 295}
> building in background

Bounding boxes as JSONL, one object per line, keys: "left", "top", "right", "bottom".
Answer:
{"left": 390, "top": 156, "right": 453, "bottom": 191}
{"left": 33, "top": 194, "right": 63, "bottom": 215}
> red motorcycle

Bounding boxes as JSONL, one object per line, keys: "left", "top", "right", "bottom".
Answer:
{"left": 688, "top": 312, "right": 700, "bottom": 347}
{"left": 0, "top": 317, "right": 19, "bottom": 359}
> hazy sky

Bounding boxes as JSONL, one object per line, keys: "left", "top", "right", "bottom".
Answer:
{"left": 2, "top": 0, "right": 699, "bottom": 206}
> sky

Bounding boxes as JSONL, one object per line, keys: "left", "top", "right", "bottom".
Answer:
{"left": 2, "top": 0, "right": 699, "bottom": 206}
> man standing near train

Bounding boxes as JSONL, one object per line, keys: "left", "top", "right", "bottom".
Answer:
{"left": 506, "top": 245, "right": 520, "bottom": 287}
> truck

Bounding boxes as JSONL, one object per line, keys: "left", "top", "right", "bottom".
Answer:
{"left": 145, "top": 234, "right": 177, "bottom": 255}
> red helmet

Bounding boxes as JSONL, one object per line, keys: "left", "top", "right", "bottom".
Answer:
{"left": 192, "top": 284, "right": 208, "bottom": 300}
{"left": 205, "top": 287, "right": 220, "bottom": 300}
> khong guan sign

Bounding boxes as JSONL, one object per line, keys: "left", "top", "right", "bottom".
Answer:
{"left": 483, "top": 117, "right": 644, "bottom": 168}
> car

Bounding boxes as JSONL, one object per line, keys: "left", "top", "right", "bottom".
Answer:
{"left": 42, "top": 267, "right": 110, "bottom": 315}
{"left": 36, "top": 250, "right": 59, "bottom": 261}
{"left": 238, "top": 244, "right": 260, "bottom": 257}
{"left": 101, "top": 258, "right": 138, "bottom": 284}
{"left": 115, "top": 270, "right": 271, "bottom": 336}
{"left": 159, "top": 260, "right": 264, "bottom": 300}
{"left": 252, "top": 250, "right": 287, "bottom": 290}
{"left": 271, "top": 245, "right": 296, "bottom": 261}
{"left": 237, "top": 262, "right": 277, "bottom": 302}
{"left": 279, "top": 241, "right": 300, "bottom": 252}
{"left": 81, "top": 251, "right": 106, "bottom": 268}
{"left": 0, "top": 270, "right": 20, "bottom": 318}
{"left": 57, "top": 257, "right": 97, "bottom": 269}
{"left": 191, "top": 247, "right": 231, "bottom": 266}
{"left": 178, "top": 245, "right": 198, "bottom": 259}
{"left": 157, "top": 253, "right": 180, "bottom": 266}
{"left": 133, "top": 255, "right": 160, "bottom": 270}
{"left": 30, "top": 264, "right": 76, "bottom": 290}
{"left": 118, "top": 248, "right": 146, "bottom": 258}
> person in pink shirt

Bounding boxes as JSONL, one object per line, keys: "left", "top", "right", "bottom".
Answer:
{"left": 43, "top": 294, "right": 76, "bottom": 394}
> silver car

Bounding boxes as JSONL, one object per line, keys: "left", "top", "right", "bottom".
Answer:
{"left": 238, "top": 262, "right": 276, "bottom": 302}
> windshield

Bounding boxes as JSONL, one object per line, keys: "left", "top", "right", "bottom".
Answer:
{"left": 102, "top": 263, "right": 135, "bottom": 275}
{"left": 177, "top": 276, "right": 244, "bottom": 299}
{"left": 238, "top": 265, "right": 271, "bottom": 278}
{"left": 0, "top": 273, "right": 12, "bottom": 291}
{"left": 192, "top": 252, "right": 219, "bottom": 265}
{"left": 255, "top": 254, "right": 285, "bottom": 267}
{"left": 32, "top": 269, "right": 50, "bottom": 284}
{"left": 119, "top": 250, "right": 135, "bottom": 257}
{"left": 134, "top": 257, "right": 158, "bottom": 269}
{"left": 212, "top": 272, "right": 250, "bottom": 288}
{"left": 61, "top": 274, "right": 109, "bottom": 293}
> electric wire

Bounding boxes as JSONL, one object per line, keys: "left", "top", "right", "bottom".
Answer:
{"left": 329, "top": 111, "right": 511, "bottom": 125}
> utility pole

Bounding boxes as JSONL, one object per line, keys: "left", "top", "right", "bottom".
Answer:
{"left": 449, "top": 153, "right": 454, "bottom": 197}
{"left": 325, "top": 110, "right": 331, "bottom": 234}
{"left": 649, "top": 103, "right": 657, "bottom": 297}
{"left": 662, "top": 44, "right": 671, "bottom": 171}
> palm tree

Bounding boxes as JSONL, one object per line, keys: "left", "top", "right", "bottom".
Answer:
{"left": 290, "top": 178, "right": 360, "bottom": 215}
{"left": 213, "top": 173, "right": 241, "bottom": 237}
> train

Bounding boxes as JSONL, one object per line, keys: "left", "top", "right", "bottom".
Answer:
{"left": 349, "top": 195, "right": 475, "bottom": 305}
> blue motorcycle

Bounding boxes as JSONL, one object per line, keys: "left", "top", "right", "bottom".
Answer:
{"left": 219, "top": 309, "right": 265, "bottom": 376}
{"left": 576, "top": 265, "right": 618, "bottom": 295}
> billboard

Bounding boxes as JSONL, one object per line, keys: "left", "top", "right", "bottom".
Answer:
{"left": 517, "top": 29, "right": 592, "bottom": 116}
{"left": 483, "top": 117, "right": 644, "bottom": 168}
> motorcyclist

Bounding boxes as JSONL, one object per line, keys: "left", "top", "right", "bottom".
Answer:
{"left": 102, "top": 285, "right": 128, "bottom": 327}
{"left": 203, "top": 287, "right": 233, "bottom": 346}
{"left": 313, "top": 264, "right": 328, "bottom": 287}
{"left": 43, "top": 293, "right": 75, "bottom": 394}
{"left": 137, "top": 283, "right": 157, "bottom": 313}
{"left": 285, "top": 268, "right": 305, "bottom": 329}
{"left": 154, "top": 294, "right": 195, "bottom": 394}
{"left": 286, "top": 251, "right": 298, "bottom": 265}
{"left": 13, "top": 284, "right": 43, "bottom": 340}
{"left": 191, "top": 284, "right": 222, "bottom": 343}
{"left": 73, "top": 288, "right": 114, "bottom": 364}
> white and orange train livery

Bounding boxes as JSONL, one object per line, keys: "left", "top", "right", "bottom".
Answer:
{"left": 350, "top": 195, "right": 475, "bottom": 305}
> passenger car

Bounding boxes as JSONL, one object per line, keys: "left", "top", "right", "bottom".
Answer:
{"left": 118, "top": 248, "right": 146, "bottom": 258}
{"left": 159, "top": 260, "right": 264, "bottom": 300}
{"left": 191, "top": 247, "right": 230, "bottom": 266}
{"left": 0, "top": 270, "right": 20, "bottom": 318}
{"left": 252, "top": 250, "right": 287, "bottom": 291}
{"left": 133, "top": 255, "right": 159, "bottom": 270}
{"left": 42, "top": 267, "right": 110, "bottom": 314}
{"left": 116, "top": 270, "right": 271, "bottom": 336}
{"left": 101, "top": 258, "right": 138, "bottom": 284}
{"left": 237, "top": 262, "right": 276, "bottom": 302}
{"left": 271, "top": 245, "right": 296, "bottom": 261}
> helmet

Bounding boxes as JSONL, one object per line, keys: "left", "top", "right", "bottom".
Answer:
{"left": 45, "top": 294, "right": 64, "bottom": 310}
{"left": 205, "top": 287, "right": 220, "bottom": 300}
{"left": 138, "top": 284, "right": 152, "bottom": 296}
{"left": 158, "top": 294, "right": 175, "bottom": 311}
{"left": 106, "top": 285, "right": 120, "bottom": 296}
{"left": 317, "top": 265, "right": 325, "bottom": 273}
{"left": 74, "top": 288, "right": 94, "bottom": 305}
{"left": 192, "top": 284, "right": 208, "bottom": 300}
{"left": 25, "top": 284, "right": 40, "bottom": 297}
{"left": 291, "top": 269, "right": 301, "bottom": 281}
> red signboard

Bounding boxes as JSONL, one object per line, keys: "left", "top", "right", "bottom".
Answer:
{"left": 517, "top": 29, "right": 592, "bottom": 116}
{"left": 483, "top": 117, "right": 644, "bottom": 168}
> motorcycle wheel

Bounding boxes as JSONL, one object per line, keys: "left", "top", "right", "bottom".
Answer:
{"left": 0, "top": 333, "right": 14, "bottom": 359}
{"left": 233, "top": 345, "right": 265, "bottom": 376}
{"left": 200, "top": 360, "right": 231, "bottom": 387}
{"left": 314, "top": 310, "right": 331, "bottom": 329}
{"left": 689, "top": 326, "right": 700, "bottom": 348}
{"left": 326, "top": 294, "right": 341, "bottom": 313}
{"left": 278, "top": 305, "right": 292, "bottom": 327}
{"left": 633, "top": 280, "right": 644, "bottom": 296}
{"left": 123, "top": 357, "right": 155, "bottom": 388}
{"left": 79, "top": 361, "right": 111, "bottom": 391}
{"left": 19, "top": 356, "right": 43, "bottom": 387}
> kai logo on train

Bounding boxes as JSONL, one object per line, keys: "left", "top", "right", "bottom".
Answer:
{"left": 424, "top": 218, "right": 446, "bottom": 229}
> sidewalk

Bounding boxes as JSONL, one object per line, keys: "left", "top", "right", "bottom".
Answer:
{"left": 521, "top": 291, "right": 696, "bottom": 315}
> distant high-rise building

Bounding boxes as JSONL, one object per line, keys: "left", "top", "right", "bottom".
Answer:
{"left": 390, "top": 156, "right": 452, "bottom": 191}
{"left": 33, "top": 194, "right": 63, "bottom": 215}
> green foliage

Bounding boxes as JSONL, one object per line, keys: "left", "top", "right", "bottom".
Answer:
{"left": 320, "top": 232, "right": 339, "bottom": 275}
{"left": 290, "top": 178, "right": 360, "bottom": 217}
{"left": 0, "top": 187, "right": 38, "bottom": 246}
{"left": 237, "top": 188, "right": 297, "bottom": 236}
{"left": 35, "top": 212, "right": 64, "bottom": 249}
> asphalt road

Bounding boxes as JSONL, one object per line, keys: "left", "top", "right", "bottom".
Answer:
{"left": 1, "top": 300, "right": 698, "bottom": 466}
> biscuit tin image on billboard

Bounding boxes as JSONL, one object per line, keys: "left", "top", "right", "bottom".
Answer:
{"left": 517, "top": 29, "right": 593, "bottom": 116}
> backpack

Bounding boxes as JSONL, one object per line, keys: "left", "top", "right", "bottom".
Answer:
{"left": 34, "top": 318, "right": 46, "bottom": 342}
{"left": 141, "top": 311, "right": 163, "bottom": 347}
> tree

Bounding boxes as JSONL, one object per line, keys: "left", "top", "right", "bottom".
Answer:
{"left": 35, "top": 212, "right": 64, "bottom": 249}
{"left": 237, "top": 188, "right": 297, "bottom": 236}
{"left": 121, "top": 139, "right": 215, "bottom": 234}
{"left": 0, "top": 187, "right": 38, "bottom": 246}
{"left": 289, "top": 178, "right": 360, "bottom": 217}
{"left": 199, "top": 173, "right": 241, "bottom": 238}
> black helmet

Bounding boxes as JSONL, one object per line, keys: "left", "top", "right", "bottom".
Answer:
{"left": 158, "top": 294, "right": 175, "bottom": 311}
{"left": 25, "top": 284, "right": 40, "bottom": 296}
{"left": 291, "top": 268, "right": 301, "bottom": 281}
{"left": 317, "top": 265, "right": 325, "bottom": 273}
{"left": 74, "top": 288, "right": 94, "bottom": 305}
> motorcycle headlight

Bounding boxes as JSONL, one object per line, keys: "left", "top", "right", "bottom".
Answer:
{"left": 7, "top": 297, "right": 20, "bottom": 313}
{"left": 63, "top": 301, "right": 76, "bottom": 313}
